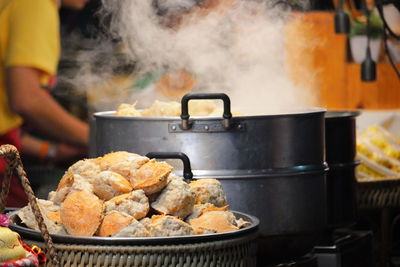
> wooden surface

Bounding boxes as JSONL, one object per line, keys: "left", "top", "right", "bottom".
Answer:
{"left": 286, "top": 12, "right": 400, "bottom": 110}
{"left": 347, "top": 63, "right": 400, "bottom": 109}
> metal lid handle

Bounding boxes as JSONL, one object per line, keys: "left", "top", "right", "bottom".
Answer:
{"left": 181, "top": 93, "right": 232, "bottom": 130}
{"left": 146, "top": 152, "right": 193, "bottom": 181}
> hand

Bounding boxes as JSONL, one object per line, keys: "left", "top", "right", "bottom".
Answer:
{"left": 53, "top": 143, "right": 87, "bottom": 163}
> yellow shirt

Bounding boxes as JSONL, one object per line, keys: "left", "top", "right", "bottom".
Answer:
{"left": 0, "top": 0, "right": 60, "bottom": 134}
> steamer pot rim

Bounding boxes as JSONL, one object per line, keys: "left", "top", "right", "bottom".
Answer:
{"left": 94, "top": 107, "right": 326, "bottom": 121}
{"left": 8, "top": 210, "right": 259, "bottom": 245}
{"left": 325, "top": 110, "right": 360, "bottom": 119}
{"left": 176, "top": 163, "right": 329, "bottom": 179}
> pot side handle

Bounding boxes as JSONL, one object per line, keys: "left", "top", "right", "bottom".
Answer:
{"left": 146, "top": 152, "right": 193, "bottom": 181}
{"left": 181, "top": 93, "right": 232, "bottom": 130}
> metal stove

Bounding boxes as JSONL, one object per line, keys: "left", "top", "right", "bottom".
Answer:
{"left": 313, "top": 229, "right": 373, "bottom": 267}
{"left": 266, "top": 255, "right": 318, "bottom": 267}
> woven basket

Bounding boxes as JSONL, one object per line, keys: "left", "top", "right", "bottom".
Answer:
{"left": 0, "top": 145, "right": 258, "bottom": 267}
{"left": 357, "top": 177, "right": 400, "bottom": 209}
{"left": 23, "top": 233, "right": 257, "bottom": 267}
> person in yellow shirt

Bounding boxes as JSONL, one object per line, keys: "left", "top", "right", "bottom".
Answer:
{"left": 0, "top": 0, "right": 89, "bottom": 207}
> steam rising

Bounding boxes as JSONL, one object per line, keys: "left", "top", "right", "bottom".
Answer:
{"left": 80, "top": 0, "right": 317, "bottom": 114}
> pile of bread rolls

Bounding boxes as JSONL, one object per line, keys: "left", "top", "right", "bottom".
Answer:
{"left": 16, "top": 152, "right": 249, "bottom": 237}
{"left": 115, "top": 100, "right": 218, "bottom": 117}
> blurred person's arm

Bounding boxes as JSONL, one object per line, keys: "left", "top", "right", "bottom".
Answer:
{"left": 4, "top": 0, "right": 88, "bottom": 147}
{"left": 21, "top": 133, "right": 87, "bottom": 163}
{"left": 6, "top": 67, "right": 88, "bottom": 147}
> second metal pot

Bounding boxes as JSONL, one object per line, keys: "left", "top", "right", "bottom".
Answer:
{"left": 325, "top": 111, "right": 360, "bottom": 228}
{"left": 145, "top": 152, "right": 327, "bottom": 264}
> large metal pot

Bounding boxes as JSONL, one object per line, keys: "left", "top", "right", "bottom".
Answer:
{"left": 92, "top": 93, "right": 327, "bottom": 263}
{"left": 94, "top": 93, "right": 325, "bottom": 173}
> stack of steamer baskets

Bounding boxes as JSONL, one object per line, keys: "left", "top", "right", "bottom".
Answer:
{"left": 94, "top": 93, "right": 328, "bottom": 266}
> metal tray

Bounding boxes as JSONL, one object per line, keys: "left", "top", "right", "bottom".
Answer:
{"left": 8, "top": 210, "right": 259, "bottom": 245}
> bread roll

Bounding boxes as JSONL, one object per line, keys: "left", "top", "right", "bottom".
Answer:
{"left": 139, "top": 217, "right": 152, "bottom": 230}
{"left": 100, "top": 151, "right": 149, "bottom": 182}
{"left": 167, "top": 173, "right": 182, "bottom": 183}
{"left": 92, "top": 171, "right": 133, "bottom": 200}
{"left": 17, "top": 199, "right": 66, "bottom": 235}
{"left": 185, "top": 203, "right": 228, "bottom": 221}
{"left": 133, "top": 159, "right": 173, "bottom": 195}
{"left": 114, "top": 219, "right": 151, "bottom": 237}
{"left": 60, "top": 191, "right": 104, "bottom": 236}
{"left": 67, "top": 158, "right": 102, "bottom": 182}
{"left": 137, "top": 99, "right": 216, "bottom": 117}
{"left": 189, "top": 211, "right": 238, "bottom": 233}
{"left": 148, "top": 215, "right": 194, "bottom": 237}
{"left": 98, "top": 211, "right": 133, "bottom": 237}
{"left": 115, "top": 103, "right": 142, "bottom": 116}
{"left": 141, "top": 100, "right": 181, "bottom": 117}
{"left": 151, "top": 177, "right": 195, "bottom": 219}
{"left": 105, "top": 190, "right": 149, "bottom": 220}
{"left": 235, "top": 217, "right": 251, "bottom": 229}
{"left": 187, "top": 100, "right": 216, "bottom": 116}
{"left": 193, "top": 227, "right": 218, "bottom": 235}
{"left": 49, "top": 173, "right": 93, "bottom": 204}
{"left": 189, "top": 179, "right": 227, "bottom": 207}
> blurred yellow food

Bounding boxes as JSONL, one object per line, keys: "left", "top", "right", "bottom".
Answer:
{"left": 363, "top": 125, "right": 400, "bottom": 145}
{"left": 356, "top": 125, "right": 400, "bottom": 180}
{"left": 357, "top": 142, "right": 372, "bottom": 158}
{"left": 383, "top": 145, "right": 400, "bottom": 160}
{"left": 357, "top": 165, "right": 384, "bottom": 179}
{"left": 115, "top": 103, "right": 141, "bottom": 116}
